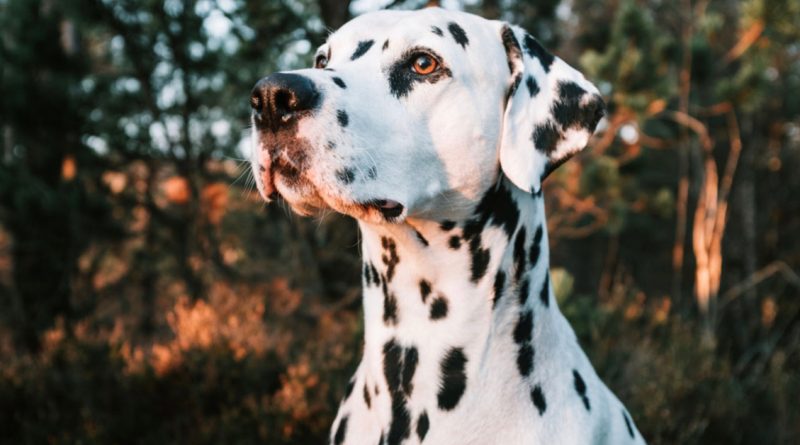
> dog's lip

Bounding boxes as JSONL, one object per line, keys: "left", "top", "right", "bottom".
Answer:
{"left": 364, "top": 199, "right": 405, "bottom": 219}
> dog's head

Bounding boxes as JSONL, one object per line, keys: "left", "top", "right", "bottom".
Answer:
{"left": 250, "top": 8, "right": 604, "bottom": 223}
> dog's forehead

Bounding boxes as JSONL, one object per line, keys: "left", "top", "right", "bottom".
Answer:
{"left": 324, "top": 8, "right": 492, "bottom": 57}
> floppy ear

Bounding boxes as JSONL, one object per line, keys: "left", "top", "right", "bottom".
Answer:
{"left": 497, "top": 24, "right": 606, "bottom": 194}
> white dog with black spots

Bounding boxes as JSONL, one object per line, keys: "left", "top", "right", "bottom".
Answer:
{"left": 249, "top": 7, "right": 646, "bottom": 445}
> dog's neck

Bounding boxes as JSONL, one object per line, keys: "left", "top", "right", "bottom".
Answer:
{"left": 347, "top": 177, "right": 570, "bottom": 441}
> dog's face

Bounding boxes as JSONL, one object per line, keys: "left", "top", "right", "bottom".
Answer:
{"left": 250, "top": 8, "right": 604, "bottom": 224}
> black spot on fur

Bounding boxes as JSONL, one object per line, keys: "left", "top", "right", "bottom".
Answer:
{"left": 332, "top": 77, "right": 347, "bottom": 89}
{"left": 552, "top": 81, "right": 606, "bottom": 132}
{"left": 337, "top": 109, "right": 349, "bottom": 127}
{"left": 470, "top": 246, "right": 490, "bottom": 283}
{"left": 333, "top": 415, "right": 348, "bottom": 445}
{"left": 430, "top": 296, "right": 448, "bottom": 320}
{"left": 526, "top": 76, "right": 539, "bottom": 97}
{"left": 383, "top": 340, "right": 416, "bottom": 445}
{"left": 419, "top": 279, "right": 431, "bottom": 303}
{"left": 466, "top": 182, "right": 520, "bottom": 240}
{"left": 440, "top": 220, "right": 456, "bottom": 231}
{"left": 363, "top": 384, "right": 372, "bottom": 409}
{"left": 623, "top": 409, "right": 635, "bottom": 438}
{"left": 326, "top": 140, "right": 336, "bottom": 150}
{"left": 573, "top": 369, "right": 590, "bottom": 411}
{"left": 552, "top": 82, "right": 588, "bottom": 127}
{"left": 381, "top": 237, "right": 400, "bottom": 282}
{"left": 363, "top": 262, "right": 380, "bottom": 287}
{"left": 351, "top": 39, "right": 375, "bottom": 60}
{"left": 447, "top": 22, "right": 469, "bottom": 49}
{"left": 529, "top": 225, "right": 543, "bottom": 267}
{"left": 462, "top": 182, "right": 520, "bottom": 284}
{"left": 382, "top": 340, "right": 403, "bottom": 406}
{"left": 437, "top": 347, "right": 468, "bottom": 411}
{"left": 388, "top": 386, "right": 411, "bottom": 445}
{"left": 431, "top": 26, "right": 444, "bottom": 36}
{"left": 514, "top": 310, "right": 533, "bottom": 344}
{"left": 415, "top": 230, "right": 429, "bottom": 247}
{"left": 532, "top": 82, "right": 606, "bottom": 165}
{"left": 382, "top": 39, "right": 389, "bottom": 51}
{"left": 383, "top": 290, "right": 398, "bottom": 325}
{"left": 531, "top": 385, "right": 547, "bottom": 416}
{"left": 366, "top": 166, "right": 378, "bottom": 179}
{"left": 388, "top": 48, "right": 452, "bottom": 99}
{"left": 516, "top": 343, "right": 534, "bottom": 376}
{"left": 371, "top": 264, "right": 381, "bottom": 287}
{"left": 401, "top": 347, "right": 418, "bottom": 396}
{"left": 513, "top": 226, "right": 527, "bottom": 281}
{"left": 532, "top": 121, "right": 561, "bottom": 155}
{"left": 519, "top": 277, "right": 530, "bottom": 306}
{"left": 416, "top": 411, "right": 429, "bottom": 441}
{"left": 448, "top": 235, "right": 461, "bottom": 249}
{"left": 522, "top": 34, "right": 554, "bottom": 72}
{"left": 384, "top": 340, "right": 415, "bottom": 395}
{"left": 500, "top": 25, "right": 522, "bottom": 75}
{"left": 539, "top": 274, "right": 550, "bottom": 307}
{"left": 514, "top": 309, "right": 535, "bottom": 376}
{"left": 336, "top": 168, "right": 355, "bottom": 185}
{"left": 492, "top": 271, "right": 506, "bottom": 308}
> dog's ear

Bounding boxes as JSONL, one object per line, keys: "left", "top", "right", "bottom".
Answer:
{"left": 497, "top": 24, "right": 606, "bottom": 194}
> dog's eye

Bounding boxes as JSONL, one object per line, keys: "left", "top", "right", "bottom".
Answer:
{"left": 315, "top": 54, "right": 328, "bottom": 69}
{"left": 411, "top": 54, "right": 438, "bottom": 75}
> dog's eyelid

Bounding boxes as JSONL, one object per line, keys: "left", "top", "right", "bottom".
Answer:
{"left": 405, "top": 46, "right": 440, "bottom": 59}
{"left": 403, "top": 47, "right": 444, "bottom": 68}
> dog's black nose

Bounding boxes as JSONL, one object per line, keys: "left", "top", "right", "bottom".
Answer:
{"left": 250, "top": 73, "right": 320, "bottom": 131}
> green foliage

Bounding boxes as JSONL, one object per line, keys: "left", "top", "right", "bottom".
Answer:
{"left": 580, "top": 0, "right": 677, "bottom": 112}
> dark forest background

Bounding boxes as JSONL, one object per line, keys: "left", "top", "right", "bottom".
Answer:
{"left": 1, "top": 0, "right": 799, "bottom": 443}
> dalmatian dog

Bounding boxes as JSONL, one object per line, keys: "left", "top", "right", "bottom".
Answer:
{"left": 249, "top": 7, "right": 646, "bottom": 445}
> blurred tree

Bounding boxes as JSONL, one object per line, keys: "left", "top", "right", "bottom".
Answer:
{"left": 0, "top": 0, "right": 118, "bottom": 350}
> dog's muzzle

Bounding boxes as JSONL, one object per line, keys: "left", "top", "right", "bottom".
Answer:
{"left": 250, "top": 73, "right": 321, "bottom": 201}
{"left": 249, "top": 73, "right": 408, "bottom": 222}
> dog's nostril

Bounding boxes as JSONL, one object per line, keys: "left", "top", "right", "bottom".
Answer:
{"left": 250, "top": 73, "right": 320, "bottom": 130}
{"left": 250, "top": 93, "right": 263, "bottom": 113}
{"left": 274, "top": 90, "right": 293, "bottom": 112}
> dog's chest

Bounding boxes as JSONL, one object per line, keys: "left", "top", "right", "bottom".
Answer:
{"left": 331, "top": 309, "right": 619, "bottom": 445}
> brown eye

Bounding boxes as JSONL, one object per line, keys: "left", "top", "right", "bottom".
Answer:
{"left": 411, "top": 54, "right": 438, "bottom": 75}
{"left": 315, "top": 54, "right": 328, "bottom": 69}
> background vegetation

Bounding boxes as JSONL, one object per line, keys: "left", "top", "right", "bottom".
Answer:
{"left": 1, "top": 0, "right": 799, "bottom": 443}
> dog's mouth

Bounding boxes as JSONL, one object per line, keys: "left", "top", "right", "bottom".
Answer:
{"left": 270, "top": 190, "right": 407, "bottom": 223}
{"left": 263, "top": 166, "right": 407, "bottom": 223}
{"left": 363, "top": 199, "right": 405, "bottom": 220}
